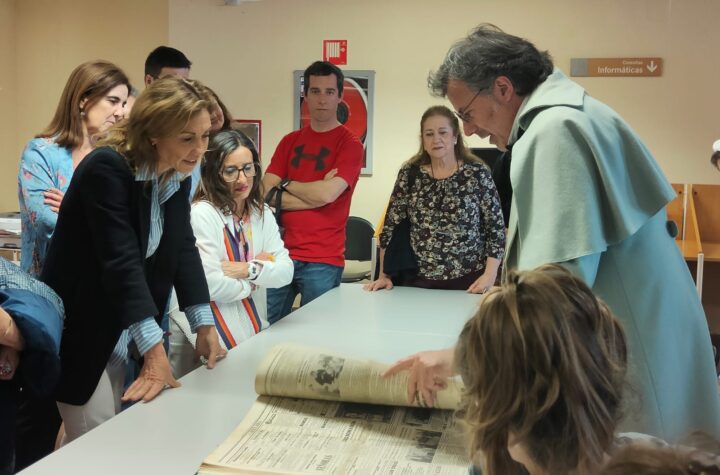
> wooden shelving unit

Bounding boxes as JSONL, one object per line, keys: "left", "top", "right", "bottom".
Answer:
{"left": 669, "top": 183, "right": 720, "bottom": 334}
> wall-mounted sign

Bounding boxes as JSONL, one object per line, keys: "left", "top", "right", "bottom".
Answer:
{"left": 323, "top": 39, "right": 347, "bottom": 65}
{"left": 570, "top": 57, "right": 663, "bottom": 77}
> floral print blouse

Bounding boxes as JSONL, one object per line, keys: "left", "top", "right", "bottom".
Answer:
{"left": 380, "top": 161, "right": 505, "bottom": 280}
{"left": 18, "top": 137, "right": 73, "bottom": 276}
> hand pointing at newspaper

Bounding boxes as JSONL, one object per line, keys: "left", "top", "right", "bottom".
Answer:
{"left": 382, "top": 347, "right": 456, "bottom": 408}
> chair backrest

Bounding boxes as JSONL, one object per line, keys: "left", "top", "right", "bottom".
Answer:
{"left": 344, "top": 216, "right": 374, "bottom": 261}
{"left": 693, "top": 184, "right": 720, "bottom": 243}
{"left": 666, "top": 183, "right": 685, "bottom": 239}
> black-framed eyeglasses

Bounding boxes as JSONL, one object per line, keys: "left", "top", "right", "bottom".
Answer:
{"left": 220, "top": 163, "right": 257, "bottom": 182}
{"left": 453, "top": 90, "right": 483, "bottom": 123}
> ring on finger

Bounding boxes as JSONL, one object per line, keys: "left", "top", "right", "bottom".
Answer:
{"left": 0, "top": 362, "right": 13, "bottom": 376}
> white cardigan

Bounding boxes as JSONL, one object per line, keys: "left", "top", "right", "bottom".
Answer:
{"left": 169, "top": 201, "right": 293, "bottom": 348}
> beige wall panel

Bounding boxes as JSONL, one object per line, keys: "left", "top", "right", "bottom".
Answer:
{"left": 169, "top": 0, "right": 720, "bottom": 227}
{"left": 0, "top": 0, "right": 17, "bottom": 211}
{"left": 0, "top": 0, "right": 169, "bottom": 211}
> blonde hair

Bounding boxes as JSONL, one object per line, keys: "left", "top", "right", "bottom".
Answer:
{"left": 96, "top": 76, "right": 211, "bottom": 176}
{"left": 455, "top": 264, "right": 628, "bottom": 475}
{"left": 38, "top": 60, "right": 129, "bottom": 149}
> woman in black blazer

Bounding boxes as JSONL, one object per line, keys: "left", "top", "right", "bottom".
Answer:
{"left": 41, "top": 77, "right": 225, "bottom": 443}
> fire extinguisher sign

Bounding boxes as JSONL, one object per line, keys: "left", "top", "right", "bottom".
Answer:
{"left": 323, "top": 40, "right": 347, "bottom": 65}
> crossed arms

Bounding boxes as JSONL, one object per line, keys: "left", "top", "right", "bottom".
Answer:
{"left": 263, "top": 169, "right": 349, "bottom": 210}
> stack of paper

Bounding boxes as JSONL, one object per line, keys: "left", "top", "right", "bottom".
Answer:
{"left": 0, "top": 212, "right": 21, "bottom": 249}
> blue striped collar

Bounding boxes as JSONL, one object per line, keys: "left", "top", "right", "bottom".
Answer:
{"left": 135, "top": 166, "right": 189, "bottom": 205}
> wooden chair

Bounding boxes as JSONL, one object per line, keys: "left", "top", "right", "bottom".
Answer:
{"left": 692, "top": 184, "right": 720, "bottom": 263}
{"left": 668, "top": 184, "right": 704, "bottom": 295}
{"left": 691, "top": 184, "right": 720, "bottom": 337}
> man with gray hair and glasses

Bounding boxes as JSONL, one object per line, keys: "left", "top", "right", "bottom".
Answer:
{"left": 386, "top": 24, "right": 720, "bottom": 444}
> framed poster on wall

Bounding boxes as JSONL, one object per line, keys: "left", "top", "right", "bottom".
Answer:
{"left": 293, "top": 70, "right": 375, "bottom": 176}
{"left": 231, "top": 119, "right": 262, "bottom": 157}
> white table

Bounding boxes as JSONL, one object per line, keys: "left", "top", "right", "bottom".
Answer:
{"left": 20, "top": 284, "right": 479, "bottom": 475}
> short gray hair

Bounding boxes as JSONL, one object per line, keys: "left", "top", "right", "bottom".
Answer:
{"left": 428, "top": 24, "right": 554, "bottom": 97}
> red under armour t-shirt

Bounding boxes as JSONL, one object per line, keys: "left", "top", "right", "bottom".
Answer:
{"left": 267, "top": 125, "right": 363, "bottom": 267}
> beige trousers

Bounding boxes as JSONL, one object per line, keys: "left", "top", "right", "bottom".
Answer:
{"left": 56, "top": 361, "right": 125, "bottom": 445}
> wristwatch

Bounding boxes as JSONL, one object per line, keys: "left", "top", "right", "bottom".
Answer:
{"left": 247, "top": 262, "right": 260, "bottom": 281}
{"left": 278, "top": 178, "right": 292, "bottom": 192}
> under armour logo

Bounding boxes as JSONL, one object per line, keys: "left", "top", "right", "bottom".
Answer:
{"left": 290, "top": 145, "right": 330, "bottom": 171}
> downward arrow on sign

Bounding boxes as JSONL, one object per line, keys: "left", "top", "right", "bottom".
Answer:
{"left": 647, "top": 61, "right": 658, "bottom": 72}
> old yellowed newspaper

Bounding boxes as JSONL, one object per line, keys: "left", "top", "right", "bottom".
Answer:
{"left": 198, "top": 345, "right": 470, "bottom": 475}
{"left": 255, "top": 344, "right": 463, "bottom": 410}
{"left": 199, "top": 396, "right": 469, "bottom": 475}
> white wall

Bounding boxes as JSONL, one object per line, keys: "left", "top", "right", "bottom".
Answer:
{"left": 3, "top": 1, "right": 718, "bottom": 219}
{"left": 0, "top": 0, "right": 17, "bottom": 211}
{"left": 0, "top": 0, "right": 168, "bottom": 211}
{"left": 170, "top": 0, "right": 720, "bottom": 227}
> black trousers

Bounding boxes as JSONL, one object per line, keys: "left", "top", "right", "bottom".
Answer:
{"left": 0, "top": 381, "right": 19, "bottom": 475}
{"left": 13, "top": 388, "right": 61, "bottom": 472}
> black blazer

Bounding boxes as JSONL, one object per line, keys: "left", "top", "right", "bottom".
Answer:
{"left": 41, "top": 147, "right": 210, "bottom": 405}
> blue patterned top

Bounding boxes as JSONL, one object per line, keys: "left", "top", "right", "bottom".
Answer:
{"left": 18, "top": 137, "right": 73, "bottom": 277}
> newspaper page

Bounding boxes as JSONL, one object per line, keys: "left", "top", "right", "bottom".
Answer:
{"left": 255, "top": 344, "right": 463, "bottom": 410}
{"left": 198, "top": 395, "right": 470, "bottom": 475}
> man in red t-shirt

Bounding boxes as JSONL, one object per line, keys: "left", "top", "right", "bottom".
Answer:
{"left": 263, "top": 61, "right": 363, "bottom": 324}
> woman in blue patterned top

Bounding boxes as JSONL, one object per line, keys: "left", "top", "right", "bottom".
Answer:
{"left": 18, "top": 60, "right": 130, "bottom": 277}
{"left": 13, "top": 60, "right": 129, "bottom": 470}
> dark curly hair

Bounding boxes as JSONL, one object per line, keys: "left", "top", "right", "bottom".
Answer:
{"left": 429, "top": 24, "right": 554, "bottom": 98}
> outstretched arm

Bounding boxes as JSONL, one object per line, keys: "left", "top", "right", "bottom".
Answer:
{"left": 383, "top": 347, "right": 457, "bottom": 407}
{"left": 467, "top": 256, "right": 502, "bottom": 294}
{"left": 363, "top": 247, "right": 394, "bottom": 291}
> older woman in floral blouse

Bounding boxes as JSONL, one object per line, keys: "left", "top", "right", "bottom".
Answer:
{"left": 365, "top": 105, "right": 505, "bottom": 293}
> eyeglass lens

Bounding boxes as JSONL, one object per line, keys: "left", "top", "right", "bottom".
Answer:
{"left": 221, "top": 163, "right": 256, "bottom": 182}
